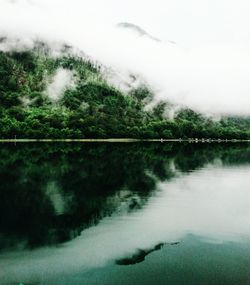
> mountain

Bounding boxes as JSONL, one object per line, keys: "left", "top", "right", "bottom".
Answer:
{"left": 117, "top": 22, "right": 161, "bottom": 42}
{"left": 117, "top": 22, "right": 176, "bottom": 44}
{"left": 0, "top": 42, "right": 249, "bottom": 139}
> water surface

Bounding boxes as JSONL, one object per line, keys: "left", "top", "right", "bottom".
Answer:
{"left": 0, "top": 143, "right": 250, "bottom": 284}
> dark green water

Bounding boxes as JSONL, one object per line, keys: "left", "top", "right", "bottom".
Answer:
{"left": 0, "top": 143, "right": 250, "bottom": 285}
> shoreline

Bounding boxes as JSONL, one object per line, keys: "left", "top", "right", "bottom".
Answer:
{"left": 0, "top": 138, "right": 249, "bottom": 143}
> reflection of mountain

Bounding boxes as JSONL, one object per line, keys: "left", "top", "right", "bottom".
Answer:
{"left": 1, "top": 143, "right": 250, "bottom": 284}
{"left": 116, "top": 242, "right": 166, "bottom": 265}
{"left": 0, "top": 143, "right": 249, "bottom": 251}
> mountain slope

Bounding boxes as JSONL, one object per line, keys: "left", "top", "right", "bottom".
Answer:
{"left": 0, "top": 47, "right": 249, "bottom": 139}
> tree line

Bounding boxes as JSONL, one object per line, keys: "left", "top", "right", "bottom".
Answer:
{"left": 0, "top": 49, "right": 249, "bottom": 139}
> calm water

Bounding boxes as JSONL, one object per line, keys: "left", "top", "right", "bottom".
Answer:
{"left": 0, "top": 143, "right": 250, "bottom": 285}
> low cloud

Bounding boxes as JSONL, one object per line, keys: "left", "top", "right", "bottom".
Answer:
{"left": 0, "top": 0, "right": 250, "bottom": 115}
{"left": 46, "top": 68, "right": 75, "bottom": 102}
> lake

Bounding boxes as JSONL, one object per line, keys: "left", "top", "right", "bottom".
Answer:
{"left": 0, "top": 142, "right": 250, "bottom": 285}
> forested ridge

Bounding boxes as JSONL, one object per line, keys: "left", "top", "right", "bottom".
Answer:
{"left": 0, "top": 48, "right": 249, "bottom": 139}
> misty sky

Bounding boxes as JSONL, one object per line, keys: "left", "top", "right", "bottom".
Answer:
{"left": 87, "top": 0, "right": 250, "bottom": 47}
{"left": 0, "top": 0, "right": 250, "bottom": 115}
{"left": 4, "top": 0, "right": 249, "bottom": 47}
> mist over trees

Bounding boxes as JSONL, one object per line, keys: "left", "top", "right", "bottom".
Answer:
{"left": 0, "top": 49, "right": 249, "bottom": 139}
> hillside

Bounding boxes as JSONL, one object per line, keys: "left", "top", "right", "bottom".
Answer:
{"left": 0, "top": 47, "right": 249, "bottom": 139}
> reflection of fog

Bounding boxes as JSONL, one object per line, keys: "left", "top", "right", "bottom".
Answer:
{"left": 1, "top": 163, "right": 250, "bottom": 284}
{"left": 45, "top": 181, "right": 67, "bottom": 215}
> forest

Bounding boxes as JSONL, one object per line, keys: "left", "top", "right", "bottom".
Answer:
{"left": 0, "top": 48, "right": 249, "bottom": 139}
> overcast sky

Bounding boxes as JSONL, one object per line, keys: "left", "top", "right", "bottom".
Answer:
{"left": 85, "top": 0, "right": 250, "bottom": 47}
{"left": 0, "top": 0, "right": 250, "bottom": 115}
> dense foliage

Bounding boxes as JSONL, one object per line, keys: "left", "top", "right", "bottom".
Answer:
{"left": 0, "top": 49, "right": 249, "bottom": 139}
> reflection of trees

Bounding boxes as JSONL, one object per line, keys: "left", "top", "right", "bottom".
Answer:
{"left": 0, "top": 143, "right": 249, "bottom": 250}
{"left": 174, "top": 143, "right": 250, "bottom": 172}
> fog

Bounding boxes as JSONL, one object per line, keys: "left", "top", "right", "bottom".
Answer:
{"left": 0, "top": 0, "right": 250, "bottom": 115}
{"left": 46, "top": 68, "right": 75, "bottom": 102}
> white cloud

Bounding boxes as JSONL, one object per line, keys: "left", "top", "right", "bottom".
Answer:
{"left": 46, "top": 68, "right": 75, "bottom": 102}
{"left": 0, "top": 0, "right": 250, "bottom": 115}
